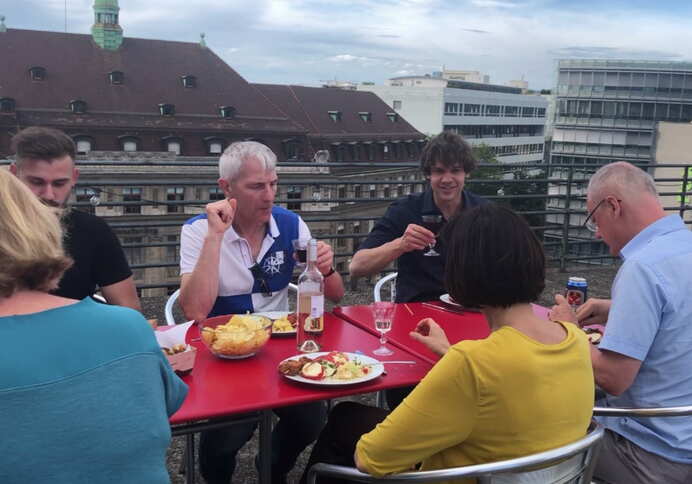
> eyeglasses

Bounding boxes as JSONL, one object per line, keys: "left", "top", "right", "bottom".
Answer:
{"left": 583, "top": 197, "right": 622, "bottom": 233}
{"left": 249, "top": 263, "right": 272, "bottom": 297}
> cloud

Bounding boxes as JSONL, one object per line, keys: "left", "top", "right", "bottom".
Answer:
{"left": 470, "top": 0, "right": 521, "bottom": 8}
{"left": 462, "top": 28, "right": 490, "bottom": 34}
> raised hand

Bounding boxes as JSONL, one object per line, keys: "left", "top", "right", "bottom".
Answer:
{"left": 549, "top": 294, "right": 578, "bottom": 324}
{"left": 316, "top": 241, "right": 335, "bottom": 276}
{"left": 397, "top": 224, "right": 435, "bottom": 253}
{"left": 576, "top": 298, "right": 611, "bottom": 326}
{"left": 409, "top": 318, "right": 450, "bottom": 356}
{"left": 206, "top": 198, "right": 236, "bottom": 235}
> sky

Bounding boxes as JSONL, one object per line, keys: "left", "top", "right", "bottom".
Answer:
{"left": 6, "top": 0, "right": 692, "bottom": 90}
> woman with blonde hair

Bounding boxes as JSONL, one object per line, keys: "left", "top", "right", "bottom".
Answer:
{"left": 0, "top": 169, "right": 187, "bottom": 484}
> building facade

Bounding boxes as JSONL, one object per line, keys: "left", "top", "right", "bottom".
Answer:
{"left": 359, "top": 75, "right": 548, "bottom": 164}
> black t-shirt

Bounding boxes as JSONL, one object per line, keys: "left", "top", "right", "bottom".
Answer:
{"left": 358, "top": 188, "right": 487, "bottom": 303}
{"left": 54, "top": 209, "right": 133, "bottom": 300}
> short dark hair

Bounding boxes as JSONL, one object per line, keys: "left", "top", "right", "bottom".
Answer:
{"left": 444, "top": 204, "right": 545, "bottom": 308}
{"left": 420, "top": 131, "right": 477, "bottom": 176}
{"left": 11, "top": 127, "right": 76, "bottom": 164}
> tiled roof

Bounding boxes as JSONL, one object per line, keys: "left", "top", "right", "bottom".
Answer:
{"left": 253, "top": 84, "right": 424, "bottom": 141}
{"left": 0, "top": 28, "right": 303, "bottom": 134}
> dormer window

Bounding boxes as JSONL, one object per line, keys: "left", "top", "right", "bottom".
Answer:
{"left": 119, "top": 136, "right": 140, "bottom": 152}
{"left": 204, "top": 137, "right": 225, "bottom": 155}
{"left": 386, "top": 112, "right": 399, "bottom": 122}
{"left": 108, "top": 71, "right": 124, "bottom": 85}
{"left": 29, "top": 66, "right": 46, "bottom": 81}
{"left": 0, "top": 98, "right": 15, "bottom": 113}
{"left": 162, "top": 136, "right": 182, "bottom": 155}
{"left": 69, "top": 100, "right": 87, "bottom": 114}
{"left": 159, "top": 103, "right": 175, "bottom": 116}
{"left": 73, "top": 136, "right": 93, "bottom": 155}
{"left": 328, "top": 110, "right": 342, "bottom": 122}
{"left": 219, "top": 106, "right": 236, "bottom": 119}
{"left": 358, "top": 111, "right": 372, "bottom": 122}
{"left": 181, "top": 75, "right": 197, "bottom": 88}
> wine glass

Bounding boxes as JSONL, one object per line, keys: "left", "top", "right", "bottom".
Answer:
{"left": 421, "top": 214, "right": 443, "bottom": 257}
{"left": 372, "top": 302, "right": 395, "bottom": 356}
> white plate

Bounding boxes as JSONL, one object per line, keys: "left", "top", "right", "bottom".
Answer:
{"left": 439, "top": 294, "right": 461, "bottom": 307}
{"left": 279, "top": 352, "right": 384, "bottom": 386}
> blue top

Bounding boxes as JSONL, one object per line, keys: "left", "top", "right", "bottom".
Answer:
{"left": 0, "top": 298, "right": 188, "bottom": 483}
{"left": 358, "top": 188, "right": 487, "bottom": 302}
{"left": 597, "top": 214, "right": 692, "bottom": 463}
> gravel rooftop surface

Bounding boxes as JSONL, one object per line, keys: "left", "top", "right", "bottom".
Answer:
{"left": 141, "top": 265, "right": 619, "bottom": 484}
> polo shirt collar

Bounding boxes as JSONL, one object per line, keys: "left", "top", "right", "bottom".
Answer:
{"left": 620, "top": 214, "right": 685, "bottom": 260}
{"left": 223, "top": 211, "right": 280, "bottom": 243}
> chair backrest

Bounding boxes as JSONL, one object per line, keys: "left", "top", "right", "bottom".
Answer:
{"left": 307, "top": 422, "right": 604, "bottom": 484}
{"left": 92, "top": 293, "right": 107, "bottom": 303}
{"left": 593, "top": 405, "right": 692, "bottom": 417}
{"left": 166, "top": 284, "right": 299, "bottom": 325}
{"left": 373, "top": 272, "right": 397, "bottom": 302}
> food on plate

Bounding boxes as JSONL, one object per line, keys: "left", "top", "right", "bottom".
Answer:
{"left": 272, "top": 313, "right": 297, "bottom": 333}
{"left": 162, "top": 343, "right": 188, "bottom": 355}
{"left": 583, "top": 327, "right": 603, "bottom": 345}
{"left": 201, "top": 314, "right": 271, "bottom": 357}
{"left": 279, "top": 351, "right": 373, "bottom": 381}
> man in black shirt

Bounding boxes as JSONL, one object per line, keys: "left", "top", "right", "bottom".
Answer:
{"left": 350, "top": 131, "right": 486, "bottom": 302}
{"left": 10, "top": 127, "right": 140, "bottom": 311}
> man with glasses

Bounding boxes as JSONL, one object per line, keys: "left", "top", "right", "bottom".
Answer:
{"left": 550, "top": 162, "right": 692, "bottom": 483}
{"left": 179, "top": 141, "right": 344, "bottom": 484}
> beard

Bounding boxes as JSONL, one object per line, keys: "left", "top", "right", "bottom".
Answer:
{"left": 40, "top": 198, "right": 70, "bottom": 221}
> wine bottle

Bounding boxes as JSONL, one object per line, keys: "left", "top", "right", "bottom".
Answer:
{"left": 296, "top": 239, "right": 324, "bottom": 353}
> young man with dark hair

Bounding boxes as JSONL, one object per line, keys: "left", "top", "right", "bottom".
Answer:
{"left": 349, "top": 131, "right": 486, "bottom": 303}
{"left": 9, "top": 126, "right": 140, "bottom": 311}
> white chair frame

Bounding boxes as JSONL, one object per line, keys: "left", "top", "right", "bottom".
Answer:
{"left": 373, "top": 272, "right": 397, "bottom": 302}
{"left": 165, "top": 284, "right": 299, "bottom": 325}
{"left": 307, "top": 422, "right": 604, "bottom": 484}
{"left": 593, "top": 405, "right": 692, "bottom": 417}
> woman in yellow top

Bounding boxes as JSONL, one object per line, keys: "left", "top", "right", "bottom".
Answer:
{"left": 300, "top": 204, "right": 594, "bottom": 484}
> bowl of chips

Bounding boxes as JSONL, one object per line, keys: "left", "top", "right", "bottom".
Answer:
{"left": 199, "top": 313, "right": 272, "bottom": 359}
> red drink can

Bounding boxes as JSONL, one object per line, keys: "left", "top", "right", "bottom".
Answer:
{"left": 566, "top": 277, "right": 588, "bottom": 309}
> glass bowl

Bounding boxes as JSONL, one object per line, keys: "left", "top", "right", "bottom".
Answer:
{"left": 199, "top": 313, "right": 272, "bottom": 359}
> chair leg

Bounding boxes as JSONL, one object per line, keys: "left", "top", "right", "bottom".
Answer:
{"left": 375, "top": 390, "right": 386, "bottom": 409}
{"left": 185, "top": 433, "right": 196, "bottom": 484}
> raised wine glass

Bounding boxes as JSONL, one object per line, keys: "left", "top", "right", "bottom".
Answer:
{"left": 421, "top": 214, "right": 443, "bottom": 257}
{"left": 372, "top": 301, "right": 395, "bottom": 356}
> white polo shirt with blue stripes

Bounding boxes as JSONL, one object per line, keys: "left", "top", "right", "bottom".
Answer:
{"left": 180, "top": 206, "right": 310, "bottom": 317}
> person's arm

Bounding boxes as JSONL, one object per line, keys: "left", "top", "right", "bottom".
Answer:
{"left": 576, "top": 298, "right": 612, "bottom": 326}
{"left": 350, "top": 223, "right": 433, "bottom": 278}
{"left": 315, "top": 241, "right": 344, "bottom": 302}
{"left": 355, "top": 349, "right": 477, "bottom": 477}
{"left": 100, "top": 276, "right": 141, "bottom": 312}
{"left": 590, "top": 346, "right": 642, "bottom": 396}
{"left": 409, "top": 318, "right": 450, "bottom": 356}
{"left": 179, "top": 199, "right": 236, "bottom": 322}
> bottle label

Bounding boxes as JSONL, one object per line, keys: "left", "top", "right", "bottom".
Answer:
{"left": 310, "top": 295, "right": 324, "bottom": 319}
{"left": 301, "top": 282, "right": 321, "bottom": 293}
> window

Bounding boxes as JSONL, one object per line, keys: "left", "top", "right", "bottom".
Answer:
{"left": 328, "top": 110, "right": 342, "bottom": 122}
{"left": 444, "top": 103, "right": 459, "bottom": 115}
{"left": 338, "top": 185, "right": 346, "bottom": 199}
{"left": 121, "top": 138, "right": 138, "bottom": 152}
{"left": 219, "top": 106, "right": 236, "bottom": 119}
{"left": 486, "top": 105, "right": 501, "bottom": 116}
{"left": 75, "top": 138, "right": 92, "bottom": 154}
{"left": 166, "top": 235, "right": 179, "bottom": 263}
{"left": 209, "top": 187, "right": 224, "bottom": 201}
{"left": 283, "top": 139, "right": 300, "bottom": 160}
{"left": 69, "top": 100, "right": 87, "bottom": 114}
{"left": 181, "top": 75, "right": 197, "bottom": 88}
{"left": 166, "top": 140, "right": 181, "bottom": 155}
{"left": 123, "top": 236, "right": 144, "bottom": 266}
{"left": 204, "top": 138, "right": 224, "bottom": 155}
{"left": 123, "top": 187, "right": 142, "bottom": 214}
{"left": 521, "top": 107, "right": 535, "bottom": 117}
{"left": 29, "top": 66, "right": 46, "bottom": 81}
{"left": 536, "top": 107, "right": 546, "bottom": 117}
{"left": 464, "top": 104, "right": 481, "bottom": 116}
{"left": 287, "top": 186, "right": 302, "bottom": 210}
{"left": 0, "top": 97, "right": 16, "bottom": 113}
{"left": 167, "top": 187, "right": 185, "bottom": 213}
{"left": 386, "top": 112, "right": 399, "bottom": 122}
{"left": 108, "top": 71, "right": 124, "bottom": 85}
{"left": 75, "top": 188, "right": 96, "bottom": 215}
{"left": 337, "top": 225, "right": 346, "bottom": 248}
{"left": 369, "top": 184, "right": 376, "bottom": 198}
{"left": 505, "top": 106, "right": 518, "bottom": 117}
{"left": 159, "top": 103, "right": 175, "bottom": 116}
{"left": 392, "top": 100, "right": 402, "bottom": 110}
{"left": 358, "top": 111, "right": 372, "bottom": 122}
{"left": 354, "top": 185, "right": 362, "bottom": 199}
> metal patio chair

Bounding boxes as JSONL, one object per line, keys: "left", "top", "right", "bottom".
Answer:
{"left": 373, "top": 272, "right": 397, "bottom": 302}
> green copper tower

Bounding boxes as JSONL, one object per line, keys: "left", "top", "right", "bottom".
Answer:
{"left": 91, "top": 0, "right": 122, "bottom": 50}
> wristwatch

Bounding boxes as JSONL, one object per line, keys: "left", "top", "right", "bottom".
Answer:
{"left": 323, "top": 266, "right": 336, "bottom": 278}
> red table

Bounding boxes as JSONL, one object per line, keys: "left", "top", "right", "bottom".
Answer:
{"left": 334, "top": 302, "right": 550, "bottom": 364}
{"left": 169, "top": 313, "right": 433, "bottom": 484}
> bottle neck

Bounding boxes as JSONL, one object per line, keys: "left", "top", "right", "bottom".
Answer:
{"left": 306, "top": 239, "right": 318, "bottom": 271}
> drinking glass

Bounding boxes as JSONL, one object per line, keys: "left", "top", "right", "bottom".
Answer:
{"left": 372, "top": 301, "right": 396, "bottom": 356}
{"left": 421, "top": 214, "right": 443, "bottom": 257}
{"left": 292, "top": 239, "right": 309, "bottom": 269}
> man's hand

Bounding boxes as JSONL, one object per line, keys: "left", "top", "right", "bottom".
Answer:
{"left": 396, "top": 224, "right": 435, "bottom": 254}
{"left": 549, "top": 294, "right": 578, "bottom": 324}
{"left": 316, "top": 241, "right": 335, "bottom": 276}
{"left": 206, "top": 199, "right": 236, "bottom": 235}
{"left": 409, "top": 318, "right": 451, "bottom": 357}
{"left": 576, "top": 298, "right": 611, "bottom": 326}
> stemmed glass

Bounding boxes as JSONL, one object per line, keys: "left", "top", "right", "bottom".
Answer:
{"left": 421, "top": 214, "right": 443, "bottom": 257}
{"left": 372, "top": 302, "right": 395, "bottom": 356}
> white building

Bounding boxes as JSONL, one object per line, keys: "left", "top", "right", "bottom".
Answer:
{"left": 359, "top": 76, "right": 548, "bottom": 164}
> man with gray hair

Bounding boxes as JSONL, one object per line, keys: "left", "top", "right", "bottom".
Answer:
{"left": 550, "top": 161, "right": 692, "bottom": 483}
{"left": 179, "top": 141, "right": 344, "bottom": 484}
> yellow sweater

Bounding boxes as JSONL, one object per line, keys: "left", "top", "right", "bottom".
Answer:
{"left": 356, "top": 322, "right": 594, "bottom": 482}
